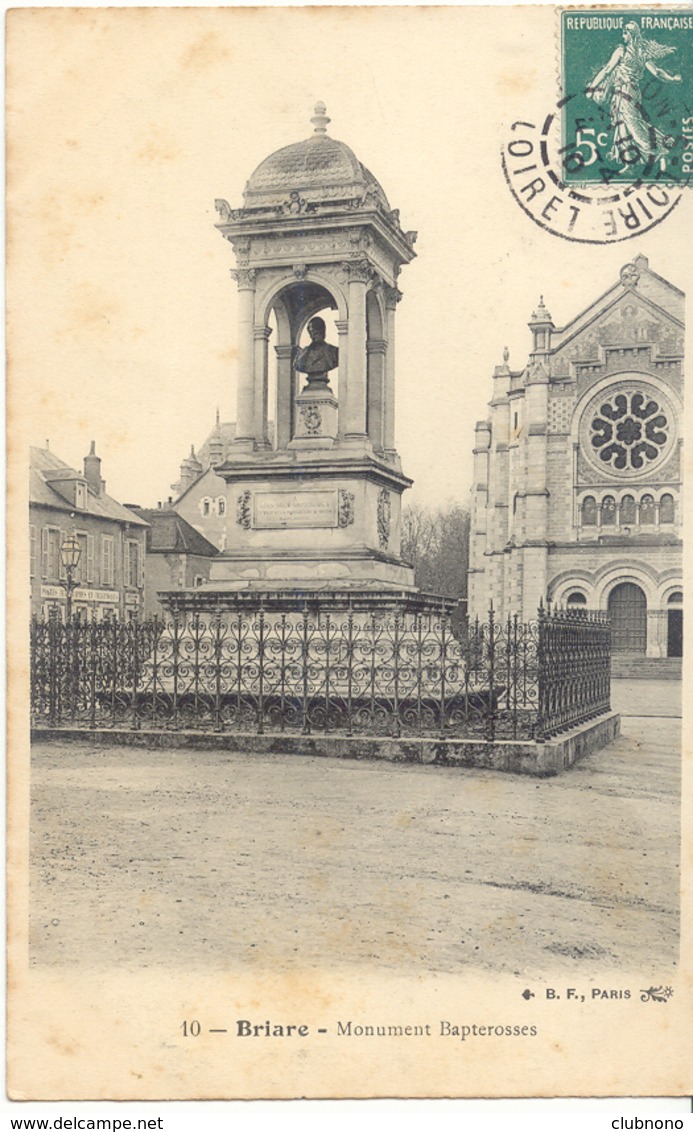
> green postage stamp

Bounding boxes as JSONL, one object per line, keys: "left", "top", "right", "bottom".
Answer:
{"left": 561, "top": 10, "right": 693, "bottom": 186}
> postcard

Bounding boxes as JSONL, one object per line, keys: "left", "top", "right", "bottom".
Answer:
{"left": 7, "top": 4, "right": 692, "bottom": 1099}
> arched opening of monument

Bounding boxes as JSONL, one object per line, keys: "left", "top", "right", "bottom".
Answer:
{"left": 608, "top": 582, "right": 647, "bottom": 653}
{"left": 267, "top": 281, "right": 340, "bottom": 445}
{"left": 366, "top": 288, "right": 386, "bottom": 452}
{"left": 267, "top": 308, "right": 279, "bottom": 449}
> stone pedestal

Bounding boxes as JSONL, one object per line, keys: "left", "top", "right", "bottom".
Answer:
{"left": 289, "top": 385, "right": 338, "bottom": 450}
{"left": 197, "top": 454, "right": 416, "bottom": 592}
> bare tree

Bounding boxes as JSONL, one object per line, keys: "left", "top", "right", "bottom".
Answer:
{"left": 401, "top": 501, "right": 470, "bottom": 600}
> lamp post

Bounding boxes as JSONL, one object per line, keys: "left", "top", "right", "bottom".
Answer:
{"left": 59, "top": 531, "right": 82, "bottom": 622}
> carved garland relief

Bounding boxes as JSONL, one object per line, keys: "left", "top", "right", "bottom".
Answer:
{"left": 377, "top": 489, "right": 392, "bottom": 549}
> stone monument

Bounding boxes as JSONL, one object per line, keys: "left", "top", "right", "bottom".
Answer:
{"left": 165, "top": 104, "right": 449, "bottom": 614}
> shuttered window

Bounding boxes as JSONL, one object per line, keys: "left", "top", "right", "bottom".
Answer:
{"left": 102, "top": 536, "right": 115, "bottom": 585}
{"left": 41, "top": 529, "right": 49, "bottom": 578}
{"left": 87, "top": 535, "right": 95, "bottom": 583}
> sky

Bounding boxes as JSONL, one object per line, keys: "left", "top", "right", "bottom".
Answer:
{"left": 9, "top": 6, "right": 688, "bottom": 511}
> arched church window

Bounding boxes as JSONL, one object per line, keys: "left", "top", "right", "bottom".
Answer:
{"left": 581, "top": 496, "right": 597, "bottom": 526}
{"left": 601, "top": 496, "right": 616, "bottom": 525}
{"left": 620, "top": 495, "right": 636, "bottom": 524}
{"left": 660, "top": 494, "right": 675, "bottom": 523}
{"left": 668, "top": 591, "right": 683, "bottom": 605}
{"left": 566, "top": 592, "right": 587, "bottom": 606}
{"left": 640, "top": 494, "right": 655, "bottom": 524}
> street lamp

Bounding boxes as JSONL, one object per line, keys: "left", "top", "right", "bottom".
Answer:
{"left": 59, "top": 531, "right": 82, "bottom": 622}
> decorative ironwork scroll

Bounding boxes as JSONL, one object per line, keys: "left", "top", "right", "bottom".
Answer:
{"left": 31, "top": 605, "right": 610, "bottom": 743}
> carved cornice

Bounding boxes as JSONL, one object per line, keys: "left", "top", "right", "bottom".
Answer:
{"left": 232, "top": 238, "right": 252, "bottom": 265}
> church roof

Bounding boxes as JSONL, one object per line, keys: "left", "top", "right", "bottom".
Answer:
{"left": 243, "top": 103, "right": 390, "bottom": 211}
{"left": 128, "top": 508, "right": 219, "bottom": 557}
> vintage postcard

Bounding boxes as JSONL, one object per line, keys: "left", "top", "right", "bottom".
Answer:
{"left": 6, "top": 4, "right": 692, "bottom": 1100}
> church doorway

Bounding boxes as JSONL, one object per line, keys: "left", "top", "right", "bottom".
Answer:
{"left": 607, "top": 582, "right": 647, "bottom": 653}
{"left": 667, "top": 592, "right": 683, "bottom": 658}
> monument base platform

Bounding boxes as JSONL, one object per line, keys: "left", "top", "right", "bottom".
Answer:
{"left": 207, "top": 546, "right": 415, "bottom": 589}
{"left": 159, "top": 581, "right": 458, "bottom": 616}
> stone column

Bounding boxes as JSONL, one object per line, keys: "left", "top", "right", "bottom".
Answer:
{"left": 366, "top": 339, "right": 386, "bottom": 450}
{"left": 334, "top": 319, "right": 348, "bottom": 439}
{"left": 383, "top": 285, "right": 402, "bottom": 454}
{"left": 253, "top": 325, "right": 272, "bottom": 449}
{"left": 343, "top": 260, "right": 370, "bottom": 440}
{"left": 274, "top": 344, "right": 294, "bottom": 450}
{"left": 230, "top": 269, "right": 257, "bottom": 445}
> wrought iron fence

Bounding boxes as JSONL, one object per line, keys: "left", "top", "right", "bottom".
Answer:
{"left": 30, "top": 604, "right": 610, "bottom": 742}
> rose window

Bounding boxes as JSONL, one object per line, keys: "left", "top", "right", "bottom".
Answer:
{"left": 590, "top": 391, "right": 668, "bottom": 471}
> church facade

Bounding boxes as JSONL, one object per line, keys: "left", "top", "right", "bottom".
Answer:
{"left": 468, "top": 255, "right": 683, "bottom": 660}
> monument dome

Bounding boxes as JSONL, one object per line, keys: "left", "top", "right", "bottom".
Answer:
{"left": 243, "top": 102, "right": 390, "bottom": 211}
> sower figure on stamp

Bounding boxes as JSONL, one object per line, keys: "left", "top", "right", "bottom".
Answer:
{"left": 293, "top": 317, "right": 339, "bottom": 389}
{"left": 587, "top": 21, "right": 682, "bottom": 170}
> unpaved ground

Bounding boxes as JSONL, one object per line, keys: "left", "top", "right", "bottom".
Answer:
{"left": 30, "top": 689, "right": 680, "bottom": 977}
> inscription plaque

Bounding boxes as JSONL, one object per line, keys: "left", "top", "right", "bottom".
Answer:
{"left": 253, "top": 490, "right": 338, "bottom": 529}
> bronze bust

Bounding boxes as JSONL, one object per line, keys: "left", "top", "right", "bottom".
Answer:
{"left": 294, "top": 317, "right": 339, "bottom": 386}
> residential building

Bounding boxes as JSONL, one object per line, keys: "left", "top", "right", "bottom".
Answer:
{"left": 126, "top": 505, "right": 219, "bottom": 617}
{"left": 30, "top": 442, "right": 148, "bottom": 620}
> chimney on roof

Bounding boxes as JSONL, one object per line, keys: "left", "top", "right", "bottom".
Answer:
{"left": 84, "top": 441, "right": 102, "bottom": 496}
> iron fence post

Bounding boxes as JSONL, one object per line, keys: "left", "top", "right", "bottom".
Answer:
{"left": 535, "top": 599, "right": 546, "bottom": 741}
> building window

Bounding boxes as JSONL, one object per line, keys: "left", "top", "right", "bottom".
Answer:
{"left": 75, "top": 532, "right": 88, "bottom": 583}
{"left": 126, "top": 540, "right": 140, "bottom": 588}
{"left": 217, "top": 497, "right": 226, "bottom": 517}
{"left": 600, "top": 496, "right": 616, "bottom": 526}
{"left": 87, "top": 535, "right": 96, "bottom": 583}
{"left": 640, "top": 494, "right": 656, "bottom": 524}
{"left": 30, "top": 525, "right": 37, "bottom": 578}
{"left": 566, "top": 592, "right": 587, "bottom": 606}
{"left": 668, "top": 591, "right": 683, "bottom": 605}
{"left": 660, "top": 494, "right": 675, "bottom": 523}
{"left": 202, "top": 498, "right": 211, "bottom": 516}
{"left": 590, "top": 389, "right": 669, "bottom": 472}
{"left": 581, "top": 496, "right": 597, "bottom": 526}
{"left": 102, "top": 535, "right": 115, "bottom": 586}
{"left": 44, "top": 527, "right": 62, "bottom": 580}
{"left": 75, "top": 482, "right": 87, "bottom": 509}
{"left": 620, "top": 495, "right": 636, "bottom": 525}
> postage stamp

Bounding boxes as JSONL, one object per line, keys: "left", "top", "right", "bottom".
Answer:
{"left": 561, "top": 10, "right": 693, "bottom": 186}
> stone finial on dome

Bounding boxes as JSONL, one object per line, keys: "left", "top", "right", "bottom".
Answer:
{"left": 310, "top": 101, "right": 331, "bottom": 136}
